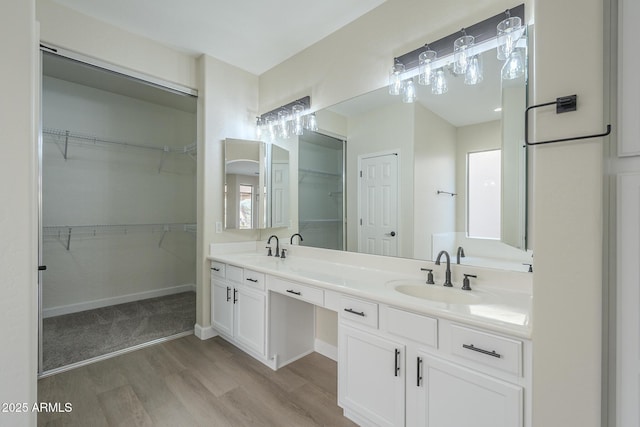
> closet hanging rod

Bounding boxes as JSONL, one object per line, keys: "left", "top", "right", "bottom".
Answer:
{"left": 43, "top": 128, "right": 197, "bottom": 155}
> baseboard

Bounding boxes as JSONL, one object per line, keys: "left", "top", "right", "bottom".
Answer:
{"left": 43, "top": 284, "right": 196, "bottom": 318}
{"left": 194, "top": 324, "right": 218, "bottom": 340}
{"left": 314, "top": 338, "right": 338, "bottom": 361}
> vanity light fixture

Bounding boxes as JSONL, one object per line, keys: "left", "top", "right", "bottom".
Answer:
{"left": 389, "top": 58, "right": 406, "bottom": 95}
{"left": 256, "top": 96, "right": 315, "bottom": 141}
{"left": 387, "top": 4, "right": 525, "bottom": 98}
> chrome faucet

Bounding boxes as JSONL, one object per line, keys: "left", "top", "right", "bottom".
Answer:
{"left": 290, "top": 233, "right": 304, "bottom": 245}
{"left": 435, "top": 250, "right": 453, "bottom": 287}
{"left": 267, "top": 235, "right": 280, "bottom": 257}
{"left": 456, "top": 246, "right": 465, "bottom": 264}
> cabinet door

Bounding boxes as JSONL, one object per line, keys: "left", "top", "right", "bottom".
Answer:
{"left": 211, "top": 278, "right": 233, "bottom": 336}
{"left": 234, "top": 286, "right": 265, "bottom": 356}
{"left": 417, "top": 353, "right": 522, "bottom": 427}
{"left": 338, "top": 325, "right": 405, "bottom": 427}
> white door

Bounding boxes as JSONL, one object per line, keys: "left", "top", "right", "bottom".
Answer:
{"left": 417, "top": 353, "right": 523, "bottom": 427}
{"left": 271, "top": 162, "right": 289, "bottom": 228}
{"left": 234, "top": 286, "right": 266, "bottom": 356}
{"left": 359, "top": 153, "right": 399, "bottom": 256}
{"left": 211, "top": 277, "right": 233, "bottom": 336}
{"left": 617, "top": 173, "right": 640, "bottom": 427}
{"left": 338, "top": 325, "right": 405, "bottom": 427}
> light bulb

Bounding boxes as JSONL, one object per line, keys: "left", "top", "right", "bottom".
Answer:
{"left": 464, "top": 55, "right": 483, "bottom": 85}
{"left": 389, "top": 61, "right": 405, "bottom": 95}
{"left": 497, "top": 16, "right": 523, "bottom": 60}
{"left": 454, "top": 34, "right": 475, "bottom": 75}
{"left": 432, "top": 69, "right": 448, "bottom": 95}
{"left": 402, "top": 79, "right": 417, "bottom": 103}
{"left": 418, "top": 49, "right": 437, "bottom": 86}
{"left": 501, "top": 48, "right": 526, "bottom": 80}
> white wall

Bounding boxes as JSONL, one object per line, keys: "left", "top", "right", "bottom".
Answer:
{"left": 0, "top": 0, "right": 38, "bottom": 425}
{"left": 413, "top": 102, "right": 457, "bottom": 261}
{"left": 41, "top": 76, "right": 196, "bottom": 313}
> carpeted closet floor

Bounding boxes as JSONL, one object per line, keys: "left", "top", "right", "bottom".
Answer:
{"left": 42, "top": 291, "right": 196, "bottom": 371}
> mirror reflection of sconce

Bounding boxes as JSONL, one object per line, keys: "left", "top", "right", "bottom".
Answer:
{"left": 388, "top": 4, "right": 526, "bottom": 103}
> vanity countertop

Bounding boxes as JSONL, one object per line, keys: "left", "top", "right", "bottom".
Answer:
{"left": 208, "top": 245, "right": 532, "bottom": 339}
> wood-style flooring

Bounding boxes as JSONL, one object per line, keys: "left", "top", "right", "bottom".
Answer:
{"left": 37, "top": 335, "right": 357, "bottom": 427}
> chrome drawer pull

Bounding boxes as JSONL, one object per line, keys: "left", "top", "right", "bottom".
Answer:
{"left": 462, "top": 344, "right": 502, "bottom": 359}
{"left": 212, "top": 267, "right": 220, "bottom": 272}
{"left": 246, "top": 278, "right": 258, "bottom": 283}
{"left": 344, "top": 308, "right": 365, "bottom": 317}
{"left": 286, "top": 289, "right": 301, "bottom": 295}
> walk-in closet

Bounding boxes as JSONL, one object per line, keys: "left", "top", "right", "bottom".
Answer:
{"left": 39, "top": 50, "right": 197, "bottom": 374}
{"left": 298, "top": 132, "right": 345, "bottom": 250}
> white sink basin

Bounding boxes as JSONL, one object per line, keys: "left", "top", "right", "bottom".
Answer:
{"left": 388, "top": 280, "right": 484, "bottom": 305}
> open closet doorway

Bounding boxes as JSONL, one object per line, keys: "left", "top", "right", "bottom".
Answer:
{"left": 38, "top": 48, "right": 198, "bottom": 375}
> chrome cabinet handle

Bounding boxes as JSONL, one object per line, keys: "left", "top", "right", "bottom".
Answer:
{"left": 462, "top": 344, "right": 502, "bottom": 358}
{"left": 246, "top": 278, "right": 258, "bottom": 283}
{"left": 233, "top": 288, "right": 238, "bottom": 304}
{"left": 212, "top": 267, "right": 220, "bottom": 272}
{"left": 394, "top": 349, "right": 400, "bottom": 376}
{"left": 286, "top": 289, "right": 301, "bottom": 296}
{"left": 343, "top": 308, "right": 365, "bottom": 317}
{"left": 226, "top": 286, "right": 231, "bottom": 302}
{"left": 416, "top": 357, "right": 423, "bottom": 386}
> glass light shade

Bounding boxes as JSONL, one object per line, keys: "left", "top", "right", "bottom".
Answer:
{"left": 453, "top": 34, "right": 475, "bottom": 75}
{"left": 256, "top": 118, "right": 263, "bottom": 139}
{"left": 501, "top": 48, "right": 526, "bottom": 80}
{"left": 464, "top": 54, "right": 483, "bottom": 85}
{"left": 497, "top": 16, "right": 523, "bottom": 60}
{"left": 291, "top": 104, "right": 305, "bottom": 136}
{"left": 402, "top": 78, "right": 417, "bottom": 103}
{"left": 389, "top": 62, "right": 405, "bottom": 95}
{"left": 305, "top": 113, "right": 318, "bottom": 132}
{"left": 278, "top": 110, "right": 290, "bottom": 139}
{"left": 265, "top": 114, "right": 277, "bottom": 141}
{"left": 432, "top": 69, "right": 448, "bottom": 95}
{"left": 418, "top": 50, "right": 437, "bottom": 86}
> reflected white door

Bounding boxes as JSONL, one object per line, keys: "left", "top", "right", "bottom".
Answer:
{"left": 271, "top": 162, "right": 289, "bottom": 228}
{"left": 358, "top": 153, "right": 398, "bottom": 256}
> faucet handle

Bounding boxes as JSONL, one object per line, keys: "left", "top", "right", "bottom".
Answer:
{"left": 523, "top": 263, "right": 533, "bottom": 273}
{"left": 420, "top": 268, "right": 435, "bottom": 285}
{"left": 462, "top": 274, "right": 477, "bottom": 291}
{"left": 281, "top": 249, "right": 287, "bottom": 259}
{"left": 265, "top": 246, "right": 272, "bottom": 257}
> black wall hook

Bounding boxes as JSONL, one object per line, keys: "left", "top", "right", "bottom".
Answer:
{"left": 524, "top": 94, "right": 612, "bottom": 146}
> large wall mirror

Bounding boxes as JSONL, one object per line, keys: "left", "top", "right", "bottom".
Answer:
{"left": 224, "top": 139, "right": 290, "bottom": 230}
{"left": 300, "top": 27, "right": 531, "bottom": 271}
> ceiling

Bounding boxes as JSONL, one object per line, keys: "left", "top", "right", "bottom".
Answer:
{"left": 51, "top": 0, "right": 386, "bottom": 75}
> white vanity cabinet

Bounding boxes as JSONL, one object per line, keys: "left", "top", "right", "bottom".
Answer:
{"left": 339, "top": 320, "right": 406, "bottom": 426}
{"left": 210, "top": 262, "right": 266, "bottom": 357}
{"left": 339, "top": 302, "right": 531, "bottom": 427}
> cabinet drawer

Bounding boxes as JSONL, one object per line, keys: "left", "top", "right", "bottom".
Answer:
{"left": 211, "top": 261, "right": 226, "bottom": 278}
{"left": 226, "top": 265, "right": 243, "bottom": 283}
{"left": 243, "top": 269, "right": 265, "bottom": 291}
{"left": 339, "top": 296, "right": 378, "bottom": 329}
{"left": 269, "top": 277, "right": 324, "bottom": 305}
{"left": 449, "top": 324, "right": 522, "bottom": 376}
{"left": 384, "top": 306, "right": 437, "bottom": 349}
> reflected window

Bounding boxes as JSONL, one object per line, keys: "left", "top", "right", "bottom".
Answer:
{"left": 239, "top": 184, "right": 253, "bottom": 229}
{"left": 467, "top": 149, "right": 501, "bottom": 239}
